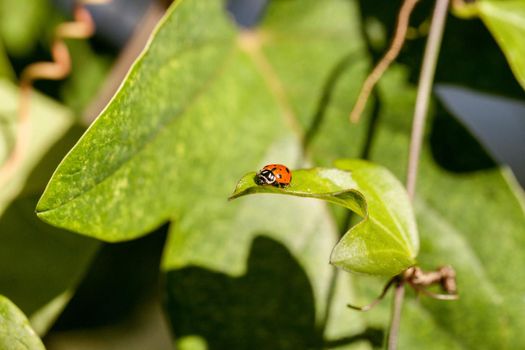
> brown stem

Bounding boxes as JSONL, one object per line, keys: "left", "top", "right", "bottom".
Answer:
{"left": 350, "top": 0, "right": 420, "bottom": 124}
{"left": 0, "top": 2, "right": 106, "bottom": 187}
{"left": 406, "top": 0, "right": 450, "bottom": 199}
{"left": 388, "top": 0, "right": 450, "bottom": 348}
{"left": 347, "top": 276, "right": 397, "bottom": 312}
{"left": 387, "top": 281, "right": 405, "bottom": 350}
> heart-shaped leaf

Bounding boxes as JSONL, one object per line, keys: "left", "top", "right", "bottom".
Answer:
{"left": 310, "top": 62, "right": 525, "bottom": 348}
{"left": 0, "top": 295, "right": 45, "bottom": 350}
{"left": 35, "top": 0, "right": 376, "bottom": 347}
{"left": 230, "top": 160, "right": 418, "bottom": 277}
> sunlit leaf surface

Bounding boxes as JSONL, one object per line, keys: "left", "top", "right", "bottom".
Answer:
{"left": 230, "top": 161, "right": 418, "bottom": 277}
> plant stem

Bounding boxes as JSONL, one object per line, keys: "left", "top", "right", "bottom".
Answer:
{"left": 406, "top": 0, "right": 450, "bottom": 200}
{"left": 387, "top": 281, "right": 405, "bottom": 350}
{"left": 388, "top": 0, "right": 449, "bottom": 349}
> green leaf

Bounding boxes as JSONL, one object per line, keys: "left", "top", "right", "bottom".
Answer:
{"left": 0, "top": 0, "right": 50, "bottom": 56}
{"left": 0, "top": 79, "right": 71, "bottom": 208}
{"left": 36, "top": 0, "right": 377, "bottom": 347}
{"left": 477, "top": 0, "right": 525, "bottom": 91}
{"left": 0, "top": 80, "right": 99, "bottom": 334}
{"left": 0, "top": 295, "right": 45, "bottom": 350}
{"left": 36, "top": 0, "right": 242, "bottom": 240}
{"left": 0, "top": 41, "right": 14, "bottom": 80}
{"left": 310, "top": 62, "right": 525, "bottom": 348}
{"left": 61, "top": 40, "right": 112, "bottom": 116}
{"left": 230, "top": 161, "right": 418, "bottom": 277}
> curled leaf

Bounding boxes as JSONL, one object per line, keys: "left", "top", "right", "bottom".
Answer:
{"left": 230, "top": 159, "right": 419, "bottom": 277}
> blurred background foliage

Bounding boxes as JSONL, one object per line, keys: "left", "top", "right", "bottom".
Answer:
{"left": 0, "top": 0, "right": 524, "bottom": 349}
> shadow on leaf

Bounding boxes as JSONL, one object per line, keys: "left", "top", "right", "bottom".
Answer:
{"left": 165, "top": 236, "right": 381, "bottom": 349}
{"left": 429, "top": 103, "right": 496, "bottom": 173}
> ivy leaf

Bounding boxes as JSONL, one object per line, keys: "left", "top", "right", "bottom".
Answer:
{"left": 455, "top": 0, "right": 525, "bottom": 91}
{"left": 0, "top": 295, "right": 45, "bottom": 350}
{"left": 230, "top": 160, "right": 418, "bottom": 277}
{"left": 310, "top": 63, "right": 525, "bottom": 348}
{"left": 36, "top": 0, "right": 375, "bottom": 347}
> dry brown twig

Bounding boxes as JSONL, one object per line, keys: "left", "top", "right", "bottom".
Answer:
{"left": 349, "top": 0, "right": 420, "bottom": 124}
{"left": 0, "top": 0, "right": 108, "bottom": 187}
{"left": 347, "top": 265, "right": 459, "bottom": 312}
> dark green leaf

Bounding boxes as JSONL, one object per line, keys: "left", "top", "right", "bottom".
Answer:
{"left": 479, "top": 1, "right": 525, "bottom": 90}
{"left": 0, "top": 80, "right": 99, "bottom": 334}
{"left": 0, "top": 0, "right": 49, "bottom": 56}
{"left": 0, "top": 41, "right": 14, "bottom": 80}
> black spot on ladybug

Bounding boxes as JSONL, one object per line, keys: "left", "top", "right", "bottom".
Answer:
{"left": 285, "top": 168, "right": 290, "bottom": 173}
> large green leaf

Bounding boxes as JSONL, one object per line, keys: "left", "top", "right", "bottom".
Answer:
{"left": 0, "top": 80, "right": 99, "bottom": 334}
{"left": 0, "top": 295, "right": 45, "bottom": 350}
{"left": 36, "top": 0, "right": 378, "bottom": 348}
{"left": 230, "top": 161, "right": 418, "bottom": 277}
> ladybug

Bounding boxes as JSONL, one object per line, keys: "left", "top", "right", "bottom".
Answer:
{"left": 256, "top": 164, "right": 292, "bottom": 188}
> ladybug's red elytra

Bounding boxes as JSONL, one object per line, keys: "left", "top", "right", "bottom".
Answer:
{"left": 256, "top": 164, "right": 292, "bottom": 188}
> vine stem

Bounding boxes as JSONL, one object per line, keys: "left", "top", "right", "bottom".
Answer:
{"left": 406, "top": 0, "right": 450, "bottom": 200}
{"left": 387, "top": 280, "right": 405, "bottom": 350}
{"left": 388, "top": 0, "right": 450, "bottom": 349}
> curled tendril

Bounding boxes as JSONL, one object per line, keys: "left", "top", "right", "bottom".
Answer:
{"left": 349, "top": 0, "right": 420, "bottom": 124}
{"left": 0, "top": 0, "right": 109, "bottom": 187}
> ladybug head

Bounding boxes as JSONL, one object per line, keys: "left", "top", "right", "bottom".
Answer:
{"left": 256, "top": 169, "right": 276, "bottom": 185}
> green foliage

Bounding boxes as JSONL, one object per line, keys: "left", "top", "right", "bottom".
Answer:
{"left": 350, "top": 67, "right": 525, "bottom": 349}
{"left": 61, "top": 40, "right": 112, "bottom": 117}
{"left": 0, "top": 295, "right": 45, "bottom": 350}
{"left": 0, "top": 41, "right": 13, "bottom": 80}
{"left": 453, "top": 0, "right": 525, "bottom": 91}
{"left": 36, "top": 0, "right": 373, "bottom": 347}
{"left": 230, "top": 161, "right": 418, "bottom": 277}
{"left": 0, "top": 80, "right": 99, "bottom": 335}
{"left": 0, "top": 79, "right": 71, "bottom": 206}
{"left": 478, "top": 0, "right": 525, "bottom": 90}
{"left": 23, "top": 0, "right": 525, "bottom": 348}
{"left": 0, "top": 0, "right": 50, "bottom": 56}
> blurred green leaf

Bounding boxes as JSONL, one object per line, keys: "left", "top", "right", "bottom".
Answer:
{"left": 0, "top": 80, "right": 99, "bottom": 335}
{"left": 230, "top": 161, "right": 418, "bottom": 277}
{"left": 0, "top": 193, "right": 99, "bottom": 336}
{"left": 475, "top": 0, "right": 525, "bottom": 91}
{"left": 0, "top": 295, "right": 45, "bottom": 350}
{"left": 0, "top": 41, "right": 13, "bottom": 80}
{"left": 0, "top": 0, "right": 50, "bottom": 56}
{"left": 0, "top": 78, "right": 72, "bottom": 211}
{"left": 61, "top": 40, "right": 112, "bottom": 116}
